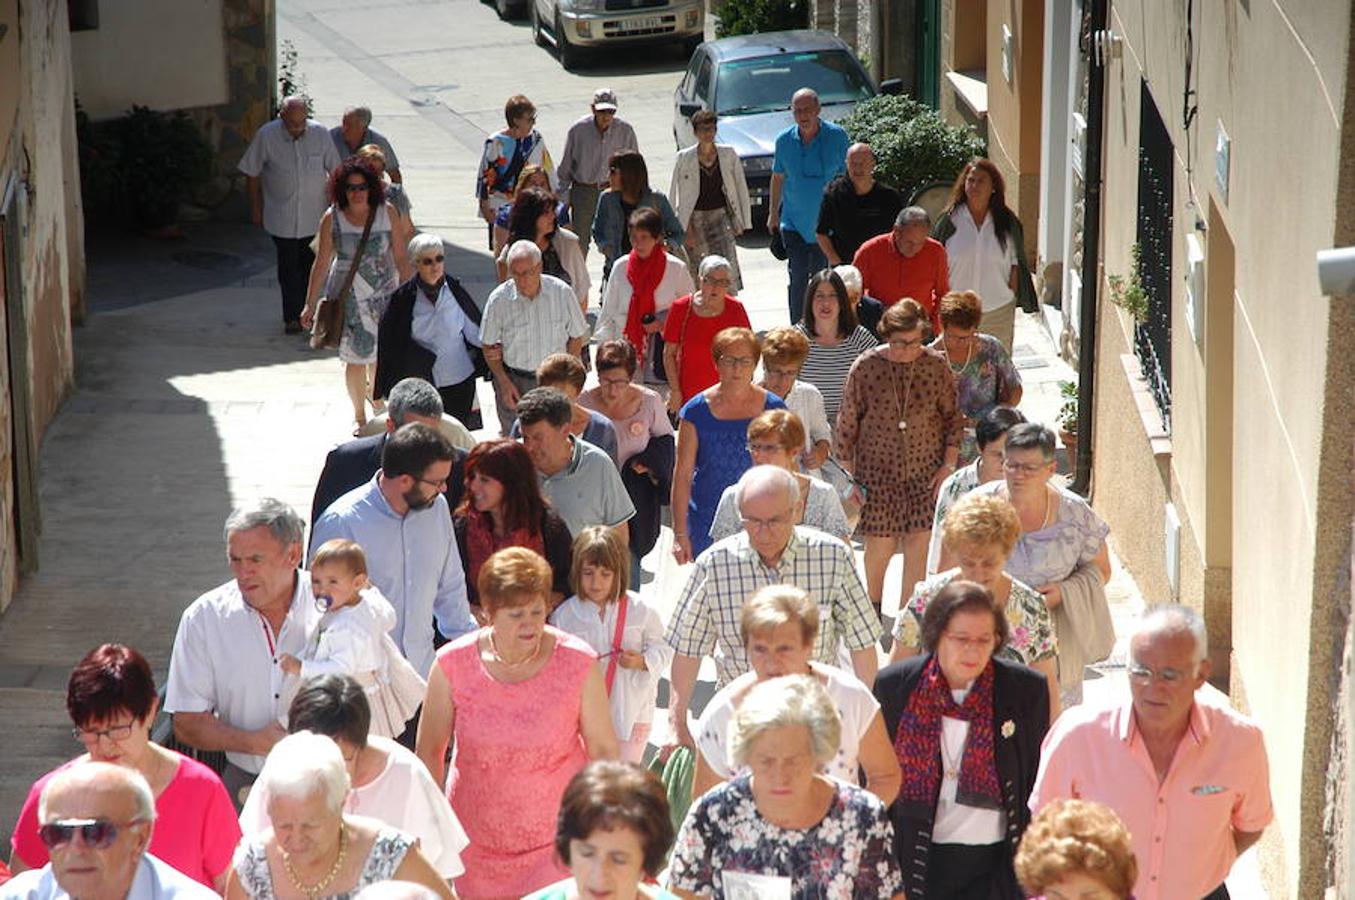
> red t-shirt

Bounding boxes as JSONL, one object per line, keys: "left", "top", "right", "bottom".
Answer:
{"left": 662, "top": 295, "right": 751, "bottom": 402}
{"left": 11, "top": 754, "right": 240, "bottom": 887}
{"left": 852, "top": 233, "right": 949, "bottom": 333}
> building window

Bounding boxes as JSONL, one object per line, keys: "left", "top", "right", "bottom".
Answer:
{"left": 1134, "top": 81, "right": 1173, "bottom": 432}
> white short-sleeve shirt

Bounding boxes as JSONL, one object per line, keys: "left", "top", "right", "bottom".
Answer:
{"left": 237, "top": 120, "right": 341, "bottom": 239}
{"left": 944, "top": 204, "right": 1018, "bottom": 312}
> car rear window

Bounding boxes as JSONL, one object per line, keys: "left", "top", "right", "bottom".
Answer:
{"left": 713, "top": 50, "right": 873, "bottom": 116}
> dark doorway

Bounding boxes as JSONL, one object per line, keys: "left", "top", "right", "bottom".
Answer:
{"left": 1, "top": 178, "right": 40, "bottom": 574}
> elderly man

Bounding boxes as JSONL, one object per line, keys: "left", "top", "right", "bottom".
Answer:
{"left": 664, "top": 466, "right": 881, "bottom": 745}
{"left": 238, "top": 96, "right": 342, "bottom": 335}
{"left": 516, "top": 387, "right": 633, "bottom": 541}
{"left": 1030, "top": 605, "right": 1274, "bottom": 900}
{"left": 1, "top": 764, "right": 215, "bottom": 900}
{"left": 481, "top": 241, "right": 590, "bottom": 435}
{"left": 815, "top": 143, "right": 902, "bottom": 266}
{"left": 556, "top": 88, "right": 639, "bottom": 257}
{"left": 331, "top": 105, "right": 401, "bottom": 182}
{"left": 310, "top": 423, "right": 476, "bottom": 684}
{"left": 165, "top": 499, "right": 317, "bottom": 804}
{"left": 768, "top": 88, "right": 850, "bottom": 322}
{"left": 311, "top": 378, "right": 469, "bottom": 526}
{"left": 853, "top": 206, "right": 950, "bottom": 333}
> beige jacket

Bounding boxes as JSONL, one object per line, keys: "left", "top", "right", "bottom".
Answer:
{"left": 1054, "top": 561, "right": 1115, "bottom": 695}
{"left": 669, "top": 143, "right": 753, "bottom": 233}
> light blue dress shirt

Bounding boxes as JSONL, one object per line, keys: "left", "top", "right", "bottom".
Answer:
{"left": 410, "top": 282, "right": 482, "bottom": 388}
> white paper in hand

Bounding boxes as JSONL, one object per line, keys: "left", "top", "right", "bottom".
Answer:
{"left": 722, "top": 871, "right": 793, "bottom": 899}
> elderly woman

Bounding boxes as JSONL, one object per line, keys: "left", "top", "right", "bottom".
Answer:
{"left": 375, "top": 233, "right": 485, "bottom": 428}
{"left": 477, "top": 94, "right": 554, "bottom": 248}
{"left": 596, "top": 208, "right": 694, "bottom": 386}
{"left": 669, "top": 110, "right": 751, "bottom": 291}
{"left": 692, "top": 586, "right": 900, "bottom": 803}
{"left": 495, "top": 187, "right": 589, "bottom": 312}
{"left": 1014, "top": 799, "right": 1138, "bottom": 900}
{"left": 511, "top": 354, "right": 619, "bottom": 464}
{"left": 227, "top": 732, "right": 451, "bottom": 899}
{"left": 659, "top": 255, "right": 751, "bottom": 412}
{"left": 671, "top": 327, "right": 786, "bottom": 563}
{"left": 303, "top": 156, "right": 414, "bottom": 434}
{"left": 417, "top": 547, "right": 619, "bottom": 898}
{"left": 838, "top": 299, "right": 962, "bottom": 615}
{"left": 452, "top": 439, "right": 574, "bottom": 615}
{"left": 757, "top": 326, "right": 832, "bottom": 473}
{"left": 239, "top": 675, "right": 469, "bottom": 881}
{"left": 931, "top": 290, "right": 1022, "bottom": 464}
{"left": 492, "top": 165, "right": 570, "bottom": 256}
{"left": 525, "top": 762, "right": 678, "bottom": 900}
{"left": 592, "top": 150, "right": 684, "bottom": 275}
{"left": 890, "top": 492, "right": 1060, "bottom": 717}
{"left": 927, "top": 406, "right": 1026, "bottom": 576}
{"left": 668, "top": 676, "right": 903, "bottom": 897}
{"left": 795, "top": 268, "right": 879, "bottom": 426}
{"left": 579, "top": 340, "right": 676, "bottom": 575}
{"left": 8, "top": 645, "right": 239, "bottom": 891}
{"left": 874, "top": 581, "right": 1050, "bottom": 899}
{"left": 833, "top": 263, "right": 886, "bottom": 339}
{"left": 707, "top": 411, "right": 849, "bottom": 543}
{"left": 962, "top": 424, "right": 1114, "bottom": 707}
{"left": 932, "top": 158, "right": 1036, "bottom": 350}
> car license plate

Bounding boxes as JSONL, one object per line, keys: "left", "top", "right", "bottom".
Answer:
{"left": 631, "top": 15, "right": 663, "bottom": 29}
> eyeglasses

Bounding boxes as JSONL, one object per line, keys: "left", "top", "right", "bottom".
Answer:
{"left": 72, "top": 722, "right": 134, "bottom": 744}
{"left": 740, "top": 512, "right": 794, "bottom": 532}
{"left": 746, "top": 442, "right": 785, "bottom": 456}
{"left": 942, "top": 632, "right": 996, "bottom": 651}
{"left": 763, "top": 367, "right": 799, "bottom": 379}
{"left": 38, "top": 819, "right": 142, "bottom": 851}
{"left": 344, "top": 182, "right": 369, "bottom": 193}
{"left": 418, "top": 255, "right": 445, "bottom": 266}
{"left": 414, "top": 475, "right": 450, "bottom": 490}
{"left": 886, "top": 337, "right": 924, "bottom": 350}
{"left": 1127, "top": 663, "right": 1186, "bottom": 684}
{"left": 717, "top": 355, "right": 756, "bottom": 369}
{"left": 598, "top": 376, "right": 631, "bottom": 388}
{"left": 1003, "top": 460, "right": 1050, "bottom": 475}
{"left": 702, "top": 276, "right": 731, "bottom": 286}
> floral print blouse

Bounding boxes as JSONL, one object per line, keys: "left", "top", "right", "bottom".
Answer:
{"left": 667, "top": 774, "right": 902, "bottom": 898}
{"left": 930, "top": 332, "right": 1020, "bottom": 463}
{"left": 892, "top": 568, "right": 1058, "bottom": 665}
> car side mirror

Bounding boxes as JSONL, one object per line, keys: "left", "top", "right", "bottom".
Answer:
{"left": 679, "top": 103, "right": 701, "bottom": 118}
{"left": 879, "top": 78, "right": 904, "bottom": 96}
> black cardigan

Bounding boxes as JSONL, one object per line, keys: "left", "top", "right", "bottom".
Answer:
{"left": 375, "top": 274, "right": 487, "bottom": 401}
{"left": 873, "top": 655, "right": 1049, "bottom": 900}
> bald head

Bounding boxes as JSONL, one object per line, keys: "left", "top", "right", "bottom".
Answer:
{"left": 846, "top": 143, "right": 876, "bottom": 181}
{"left": 40, "top": 762, "right": 155, "bottom": 824}
{"left": 791, "top": 89, "right": 821, "bottom": 132}
{"left": 279, "top": 96, "right": 309, "bottom": 138}
{"left": 736, "top": 464, "right": 801, "bottom": 512}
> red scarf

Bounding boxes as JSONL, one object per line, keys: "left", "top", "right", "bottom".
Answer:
{"left": 623, "top": 248, "right": 668, "bottom": 361}
{"left": 895, "top": 655, "right": 1002, "bottom": 812}
{"left": 464, "top": 509, "right": 545, "bottom": 600}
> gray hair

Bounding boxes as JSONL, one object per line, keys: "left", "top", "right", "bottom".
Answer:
{"left": 224, "top": 498, "right": 305, "bottom": 547}
{"left": 279, "top": 96, "right": 309, "bottom": 116}
{"left": 698, "top": 255, "right": 731, "bottom": 281}
{"left": 407, "top": 233, "right": 445, "bottom": 262}
{"left": 343, "top": 105, "right": 373, "bottom": 128}
{"left": 259, "top": 731, "right": 351, "bottom": 815}
{"left": 39, "top": 762, "right": 156, "bottom": 824}
{"left": 387, "top": 378, "right": 444, "bottom": 425}
{"left": 895, "top": 206, "right": 932, "bottom": 229}
{"left": 735, "top": 465, "right": 801, "bottom": 513}
{"left": 1134, "top": 604, "right": 1209, "bottom": 666}
{"left": 729, "top": 675, "right": 841, "bottom": 768}
{"left": 791, "top": 87, "right": 820, "bottom": 107}
{"left": 506, "top": 240, "right": 543, "bottom": 268}
{"left": 833, "top": 264, "right": 862, "bottom": 298}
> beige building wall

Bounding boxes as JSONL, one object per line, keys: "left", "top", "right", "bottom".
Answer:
{"left": 1092, "top": 1, "right": 1355, "bottom": 895}
{"left": 982, "top": 0, "right": 1041, "bottom": 249}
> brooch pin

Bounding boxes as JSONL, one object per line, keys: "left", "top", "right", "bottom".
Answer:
{"left": 629, "top": 421, "right": 646, "bottom": 437}
{"left": 1001, "top": 720, "right": 1016, "bottom": 739}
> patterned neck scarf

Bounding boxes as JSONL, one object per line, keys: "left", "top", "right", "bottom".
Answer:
{"left": 895, "top": 655, "right": 1001, "bottom": 812}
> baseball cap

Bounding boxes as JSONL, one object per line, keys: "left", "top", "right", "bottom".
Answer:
{"left": 592, "top": 88, "right": 619, "bottom": 112}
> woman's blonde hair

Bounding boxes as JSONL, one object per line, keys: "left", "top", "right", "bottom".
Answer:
{"left": 710, "top": 327, "right": 761, "bottom": 364}
{"left": 739, "top": 584, "right": 819, "bottom": 648}
{"left": 938, "top": 290, "right": 983, "bottom": 331}
{"left": 746, "top": 409, "right": 806, "bottom": 455}
{"left": 942, "top": 492, "right": 1021, "bottom": 557}
{"left": 760, "top": 326, "right": 810, "bottom": 370}
{"left": 729, "top": 675, "right": 840, "bottom": 768}
{"left": 478, "top": 547, "right": 553, "bottom": 614}
{"left": 568, "top": 526, "right": 629, "bottom": 604}
{"left": 1014, "top": 799, "right": 1138, "bottom": 897}
{"left": 311, "top": 539, "right": 368, "bottom": 576}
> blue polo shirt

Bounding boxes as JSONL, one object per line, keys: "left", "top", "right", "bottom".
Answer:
{"left": 772, "top": 120, "right": 850, "bottom": 239}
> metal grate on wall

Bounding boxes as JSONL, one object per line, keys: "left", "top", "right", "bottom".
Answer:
{"left": 1134, "top": 80, "right": 1173, "bottom": 433}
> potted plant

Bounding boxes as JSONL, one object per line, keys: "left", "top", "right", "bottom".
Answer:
{"left": 1107, "top": 243, "right": 1149, "bottom": 322}
{"left": 1057, "top": 380, "right": 1079, "bottom": 474}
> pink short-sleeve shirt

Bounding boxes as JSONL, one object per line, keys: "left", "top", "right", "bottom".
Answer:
{"left": 1029, "top": 691, "right": 1273, "bottom": 900}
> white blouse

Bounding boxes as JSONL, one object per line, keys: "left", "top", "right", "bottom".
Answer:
{"left": 944, "top": 205, "right": 1018, "bottom": 311}
{"left": 933, "top": 686, "right": 1006, "bottom": 845}
{"left": 595, "top": 253, "right": 695, "bottom": 344}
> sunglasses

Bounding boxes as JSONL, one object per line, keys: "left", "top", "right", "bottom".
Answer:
{"left": 38, "top": 818, "right": 141, "bottom": 850}
{"left": 344, "top": 182, "right": 369, "bottom": 193}
{"left": 418, "top": 255, "right": 445, "bottom": 265}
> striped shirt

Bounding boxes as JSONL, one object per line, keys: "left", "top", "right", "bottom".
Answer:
{"left": 664, "top": 527, "right": 881, "bottom": 688}
{"left": 795, "top": 324, "right": 878, "bottom": 425}
{"left": 481, "top": 274, "right": 589, "bottom": 372}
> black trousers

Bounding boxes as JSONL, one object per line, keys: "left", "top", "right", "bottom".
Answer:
{"left": 926, "top": 842, "right": 1016, "bottom": 899}
{"left": 438, "top": 377, "right": 480, "bottom": 431}
{"left": 272, "top": 234, "right": 316, "bottom": 323}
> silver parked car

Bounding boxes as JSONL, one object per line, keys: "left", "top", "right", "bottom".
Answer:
{"left": 531, "top": 0, "right": 704, "bottom": 69}
{"left": 672, "top": 31, "right": 899, "bottom": 221}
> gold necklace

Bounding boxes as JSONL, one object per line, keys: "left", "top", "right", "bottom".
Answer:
{"left": 889, "top": 356, "right": 918, "bottom": 432}
{"left": 488, "top": 629, "right": 543, "bottom": 668}
{"left": 281, "top": 824, "right": 347, "bottom": 899}
{"left": 939, "top": 334, "right": 975, "bottom": 370}
{"left": 940, "top": 728, "right": 966, "bottom": 780}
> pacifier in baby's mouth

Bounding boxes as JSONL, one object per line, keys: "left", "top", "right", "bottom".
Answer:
{"left": 314, "top": 594, "right": 335, "bottom": 613}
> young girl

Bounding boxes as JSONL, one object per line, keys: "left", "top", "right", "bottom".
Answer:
{"left": 549, "top": 528, "right": 672, "bottom": 762}
{"left": 278, "top": 539, "right": 426, "bottom": 738}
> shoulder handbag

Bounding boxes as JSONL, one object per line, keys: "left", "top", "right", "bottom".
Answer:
{"left": 311, "top": 205, "right": 377, "bottom": 350}
{"left": 651, "top": 296, "right": 695, "bottom": 385}
{"left": 603, "top": 593, "right": 630, "bottom": 696}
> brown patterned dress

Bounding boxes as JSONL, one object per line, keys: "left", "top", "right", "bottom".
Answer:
{"left": 836, "top": 346, "right": 962, "bottom": 535}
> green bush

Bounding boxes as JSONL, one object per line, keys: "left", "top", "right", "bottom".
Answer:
{"left": 838, "top": 95, "right": 986, "bottom": 201}
{"left": 77, "top": 105, "right": 213, "bottom": 229}
{"left": 714, "top": 0, "right": 807, "bottom": 37}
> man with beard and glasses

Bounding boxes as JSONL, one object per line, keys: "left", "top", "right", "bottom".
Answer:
{"left": 311, "top": 424, "right": 475, "bottom": 693}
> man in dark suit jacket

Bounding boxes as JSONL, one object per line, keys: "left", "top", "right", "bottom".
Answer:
{"left": 311, "top": 377, "right": 469, "bottom": 526}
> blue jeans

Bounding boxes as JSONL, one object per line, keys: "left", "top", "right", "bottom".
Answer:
{"left": 784, "top": 228, "right": 827, "bottom": 323}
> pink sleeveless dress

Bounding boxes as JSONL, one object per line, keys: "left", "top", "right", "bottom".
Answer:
{"left": 437, "top": 626, "right": 595, "bottom": 899}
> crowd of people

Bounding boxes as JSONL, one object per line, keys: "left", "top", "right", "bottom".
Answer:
{"left": 0, "top": 84, "right": 1275, "bottom": 900}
